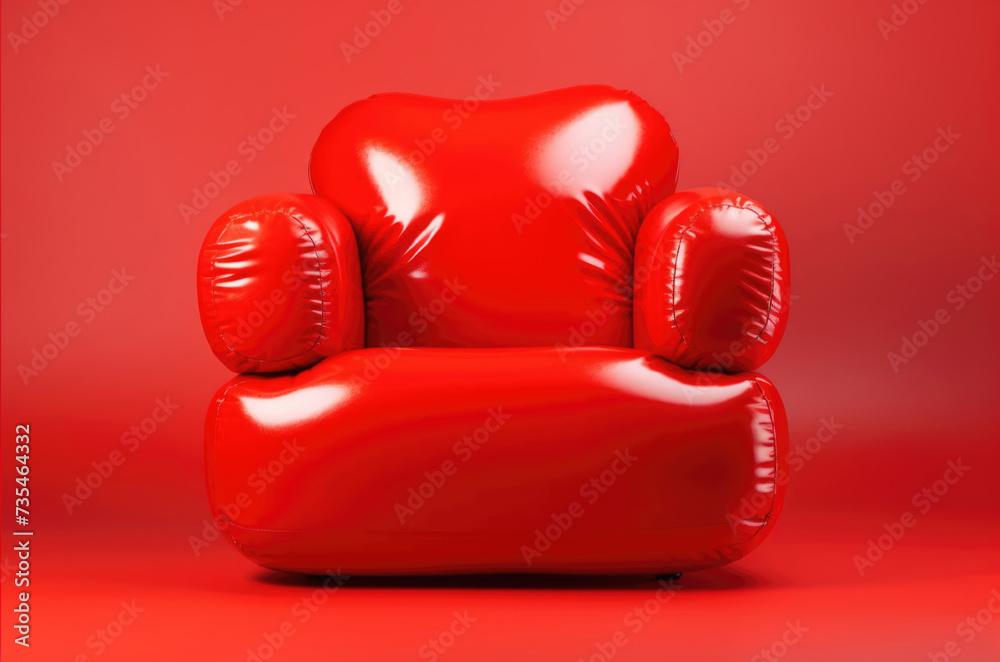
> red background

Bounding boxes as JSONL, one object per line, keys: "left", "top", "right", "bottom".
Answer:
{"left": 2, "top": 0, "right": 998, "bottom": 659}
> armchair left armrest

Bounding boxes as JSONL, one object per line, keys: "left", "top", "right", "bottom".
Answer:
{"left": 196, "top": 193, "right": 365, "bottom": 374}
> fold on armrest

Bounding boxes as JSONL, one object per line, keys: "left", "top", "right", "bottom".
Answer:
{"left": 196, "top": 193, "right": 364, "bottom": 374}
{"left": 633, "top": 188, "right": 790, "bottom": 373}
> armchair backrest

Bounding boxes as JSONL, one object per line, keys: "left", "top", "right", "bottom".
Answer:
{"left": 309, "top": 86, "right": 678, "bottom": 349}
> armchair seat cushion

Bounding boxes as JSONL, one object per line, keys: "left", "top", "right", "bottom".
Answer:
{"left": 206, "top": 346, "right": 786, "bottom": 575}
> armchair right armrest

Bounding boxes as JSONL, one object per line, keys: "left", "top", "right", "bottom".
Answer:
{"left": 633, "top": 188, "right": 790, "bottom": 373}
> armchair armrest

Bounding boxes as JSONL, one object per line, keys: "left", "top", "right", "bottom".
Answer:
{"left": 196, "top": 193, "right": 364, "bottom": 373}
{"left": 633, "top": 188, "right": 790, "bottom": 372}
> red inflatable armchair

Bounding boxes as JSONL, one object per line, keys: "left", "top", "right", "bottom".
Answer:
{"left": 196, "top": 86, "right": 791, "bottom": 576}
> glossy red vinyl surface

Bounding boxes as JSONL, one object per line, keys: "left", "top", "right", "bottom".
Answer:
{"left": 634, "top": 188, "right": 790, "bottom": 372}
{"left": 207, "top": 347, "right": 786, "bottom": 575}
{"left": 194, "top": 87, "right": 792, "bottom": 575}
{"left": 309, "top": 85, "right": 679, "bottom": 349}
{"left": 196, "top": 193, "right": 365, "bottom": 373}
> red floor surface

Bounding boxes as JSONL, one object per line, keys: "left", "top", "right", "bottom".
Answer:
{"left": 4, "top": 433, "right": 998, "bottom": 660}
{"left": 9, "top": 522, "right": 1000, "bottom": 661}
